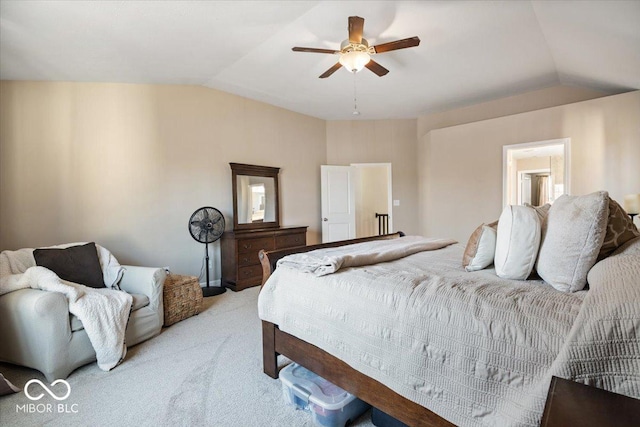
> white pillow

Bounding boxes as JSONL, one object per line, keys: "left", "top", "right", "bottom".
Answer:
{"left": 536, "top": 191, "right": 609, "bottom": 292}
{"left": 464, "top": 225, "right": 497, "bottom": 272}
{"left": 494, "top": 205, "right": 541, "bottom": 280}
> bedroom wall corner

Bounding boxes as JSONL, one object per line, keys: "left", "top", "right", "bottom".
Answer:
{"left": 416, "top": 84, "right": 613, "bottom": 139}
{"left": 417, "top": 132, "right": 431, "bottom": 238}
{"left": 326, "top": 119, "right": 419, "bottom": 236}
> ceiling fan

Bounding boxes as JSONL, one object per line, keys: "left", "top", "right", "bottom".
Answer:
{"left": 292, "top": 16, "right": 420, "bottom": 78}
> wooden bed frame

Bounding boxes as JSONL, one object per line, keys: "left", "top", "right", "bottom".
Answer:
{"left": 258, "top": 232, "right": 454, "bottom": 427}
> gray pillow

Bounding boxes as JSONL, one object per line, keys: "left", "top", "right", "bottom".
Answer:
{"left": 536, "top": 191, "right": 609, "bottom": 292}
{"left": 33, "top": 242, "right": 105, "bottom": 288}
{"left": 597, "top": 197, "right": 640, "bottom": 261}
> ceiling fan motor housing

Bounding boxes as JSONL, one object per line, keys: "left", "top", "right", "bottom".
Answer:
{"left": 340, "top": 38, "right": 371, "bottom": 54}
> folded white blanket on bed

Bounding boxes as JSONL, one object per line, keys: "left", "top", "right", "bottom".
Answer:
{"left": 0, "top": 248, "right": 132, "bottom": 372}
{"left": 276, "top": 236, "right": 457, "bottom": 276}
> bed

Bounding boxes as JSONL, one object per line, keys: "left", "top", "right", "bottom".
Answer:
{"left": 258, "top": 233, "right": 456, "bottom": 426}
{"left": 257, "top": 215, "right": 640, "bottom": 426}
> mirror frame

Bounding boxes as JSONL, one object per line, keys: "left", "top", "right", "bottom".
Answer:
{"left": 230, "top": 163, "right": 280, "bottom": 231}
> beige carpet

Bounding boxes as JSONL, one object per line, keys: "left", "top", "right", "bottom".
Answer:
{"left": 0, "top": 287, "right": 375, "bottom": 426}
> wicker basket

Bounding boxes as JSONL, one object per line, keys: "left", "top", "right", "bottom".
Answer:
{"left": 163, "top": 274, "right": 203, "bottom": 326}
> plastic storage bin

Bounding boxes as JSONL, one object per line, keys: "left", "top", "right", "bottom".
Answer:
{"left": 371, "top": 407, "right": 409, "bottom": 427}
{"left": 280, "top": 363, "right": 371, "bottom": 427}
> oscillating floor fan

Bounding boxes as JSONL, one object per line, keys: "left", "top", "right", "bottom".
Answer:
{"left": 188, "top": 206, "right": 226, "bottom": 297}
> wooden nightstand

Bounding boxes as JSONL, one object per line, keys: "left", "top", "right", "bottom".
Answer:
{"left": 541, "top": 376, "right": 640, "bottom": 427}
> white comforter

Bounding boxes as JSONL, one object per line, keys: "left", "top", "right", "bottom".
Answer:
{"left": 258, "top": 240, "right": 640, "bottom": 426}
{"left": 0, "top": 246, "right": 132, "bottom": 372}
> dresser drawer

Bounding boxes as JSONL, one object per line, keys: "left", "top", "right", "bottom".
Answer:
{"left": 238, "top": 252, "right": 258, "bottom": 267}
{"left": 275, "top": 233, "right": 306, "bottom": 248}
{"left": 237, "top": 237, "right": 274, "bottom": 255}
{"left": 237, "top": 265, "right": 263, "bottom": 283}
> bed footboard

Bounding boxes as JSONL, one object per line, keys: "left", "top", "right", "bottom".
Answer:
{"left": 262, "top": 320, "right": 453, "bottom": 427}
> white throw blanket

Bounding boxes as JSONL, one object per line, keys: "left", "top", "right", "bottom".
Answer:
{"left": 0, "top": 247, "right": 132, "bottom": 372}
{"left": 277, "top": 236, "right": 457, "bottom": 276}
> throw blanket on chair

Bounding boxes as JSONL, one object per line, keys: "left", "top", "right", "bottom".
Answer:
{"left": 277, "top": 236, "right": 457, "bottom": 276}
{"left": 0, "top": 249, "right": 132, "bottom": 372}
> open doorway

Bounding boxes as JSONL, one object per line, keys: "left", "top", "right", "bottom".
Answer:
{"left": 352, "top": 163, "right": 393, "bottom": 238}
{"left": 320, "top": 163, "right": 392, "bottom": 243}
{"left": 503, "top": 139, "right": 570, "bottom": 207}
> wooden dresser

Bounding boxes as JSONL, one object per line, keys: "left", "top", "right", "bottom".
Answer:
{"left": 221, "top": 226, "right": 307, "bottom": 291}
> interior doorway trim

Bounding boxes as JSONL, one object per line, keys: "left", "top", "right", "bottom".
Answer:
{"left": 502, "top": 138, "right": 571, "bottom": 208}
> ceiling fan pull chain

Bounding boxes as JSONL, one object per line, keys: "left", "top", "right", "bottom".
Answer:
{"left": 353, "top": 72, "right": 360, "bottom": 116}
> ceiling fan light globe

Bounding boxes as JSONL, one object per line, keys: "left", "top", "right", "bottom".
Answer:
{"left": 339, "top": 51, "right": 370, "bottom": 73}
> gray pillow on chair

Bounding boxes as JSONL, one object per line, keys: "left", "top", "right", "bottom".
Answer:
{"left": 34, "top": 242, "right": 105, "bottom": 288}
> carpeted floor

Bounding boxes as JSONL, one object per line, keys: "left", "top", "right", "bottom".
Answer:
{"left": 0, "top": 287, "right": 375, "bottom": 426}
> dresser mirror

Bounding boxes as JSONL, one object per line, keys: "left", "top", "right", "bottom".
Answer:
{"left": 230, "top": 163, "right": 280, "bottom": 230}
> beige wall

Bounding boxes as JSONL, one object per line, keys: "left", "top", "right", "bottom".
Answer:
{"left": 516, "top": 156, "right": 552, "bottom": 172}
{"left": 420, "top": 90, "right": 640, "bottom": 243}
{"left": 0, "top": 82, "right": 326, "bottom": 279}
{"left": 326, "top": 119, "right": 419, "bottom": 235}
{"left": 417, "top": 85, "right": 611, "bottom": 240}
{"left": 2, "top": 81, "right": 635, "bottom": 279}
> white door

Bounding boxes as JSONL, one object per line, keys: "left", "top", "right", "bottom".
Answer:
{"left": 519, "top": 173, "right": 532, "bottom": 205}
{"left": 321, "top": 165, "right": 356, "bottom": 243}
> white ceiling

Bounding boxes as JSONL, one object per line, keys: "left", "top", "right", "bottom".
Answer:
{"left": 1, "top": 1, "right": 639, "bottom": 120}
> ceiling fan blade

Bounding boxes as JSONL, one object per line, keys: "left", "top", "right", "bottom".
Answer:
{"left": 319, "top": 62, "right": 343, "bottom": 78}
{"left": 372, "top": 36, "right": 420, "bottom": 54}
{"left": 292, "top": 47, "right": 339, "bottom": 54}
{"left": 365, "top": 60, "right": 389, "bottom": 77}
{"left": 348, "top": 16, "right": 365, "bottom": 44}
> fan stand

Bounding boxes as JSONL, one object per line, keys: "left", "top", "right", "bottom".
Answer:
{"left": 202, "top": 241, "right": 226, "bottom": 297}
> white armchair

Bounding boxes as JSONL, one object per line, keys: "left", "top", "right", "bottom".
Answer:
{"left": 0, "top": 263, "right": 165, "bottom": 382}
{"left": 119, "top": 266, "right": 165, "bottom": 345}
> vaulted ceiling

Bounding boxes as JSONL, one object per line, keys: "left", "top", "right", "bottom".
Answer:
{"left": 1, "top": 1, "right": 639, "bottom": 120}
